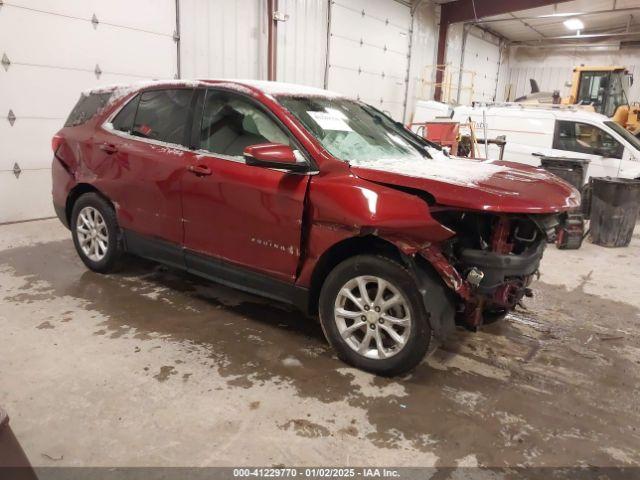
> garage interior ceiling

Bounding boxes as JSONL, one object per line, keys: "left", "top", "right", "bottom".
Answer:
{"left": 468, "top": 0, "right": 640, "bottom": 46}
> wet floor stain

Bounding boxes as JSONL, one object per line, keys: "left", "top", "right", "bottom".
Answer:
{"left": 280, "top": 419, "right": 331, "bottom": 438}
{"left": 2, "top": 239, "right": 640, "bottom": 467}
{"left": 153, "top": 366, "right": 177, "bottom": 382}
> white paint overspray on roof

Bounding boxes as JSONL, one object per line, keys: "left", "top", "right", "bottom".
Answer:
{"left": 232, "top": 79, "right": 346, "bottom": 98}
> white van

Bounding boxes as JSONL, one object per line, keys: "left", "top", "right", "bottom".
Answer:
{"left": 413, "top": 101, "right": 640, "bottom": 182}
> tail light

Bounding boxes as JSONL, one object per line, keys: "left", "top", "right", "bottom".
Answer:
{"left": 52, "top": 134, "right": 63, "bottom": 154}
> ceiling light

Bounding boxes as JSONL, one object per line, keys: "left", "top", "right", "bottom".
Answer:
{"left": 564, "top": 18, "right": 584, "bottom": 30}
{"left": 540, "top": 12, "right": 581, "bottom": 18}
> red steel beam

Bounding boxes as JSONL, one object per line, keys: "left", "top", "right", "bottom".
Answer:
{"left": 434, "top": 0, "right": 572, "bottom": 101}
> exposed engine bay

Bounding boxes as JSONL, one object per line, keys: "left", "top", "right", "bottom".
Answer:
{"left": 431, "top": 210, "right": 561, "bottom": 328}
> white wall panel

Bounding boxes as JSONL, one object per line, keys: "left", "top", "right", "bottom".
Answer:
{"left": 327, "top": 0, "right": 411, "bottom": 120}
{"left": 276, "top": 0, "right": 328, "bottom": 88}
{"left": 500, "top": 46, "right": 640, "bottom": 103}
{"left": 180, "top": 0, "right": 266, "bottom": 79}
{"left": 405, "top": 0, "right": 439, "bottom": 123}
{"left": 0, "top": 0, "right": 177, "bottom": 223}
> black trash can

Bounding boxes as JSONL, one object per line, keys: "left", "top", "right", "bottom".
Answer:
{"left": 581, "top": 177, "right": 593, "bottom": 219}
{"left": 590, "top": 177, "right": 640, "bottom": 248}
{"left": 540, "top": 157, "right": 590, "bottom": 192}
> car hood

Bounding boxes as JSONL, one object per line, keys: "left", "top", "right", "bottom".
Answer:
{"left": 349, "top": 156, "right": 581, "bottom": 213}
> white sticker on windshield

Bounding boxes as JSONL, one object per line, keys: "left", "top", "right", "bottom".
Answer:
{"left": 307, "top": 111, "right": 353, "bottom": 132}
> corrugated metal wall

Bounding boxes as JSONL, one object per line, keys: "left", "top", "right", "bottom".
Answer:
{"left": 276, "top": 0, "right": 328, "bottom": 88}
{"left": 499, "top": 46, "right": 640, "bottom": 102}
{"left": 405, "top": 0, "right": 440, "bottom": 122}
{"left": 180, "top": 0, "right": 267, "bottom": 79}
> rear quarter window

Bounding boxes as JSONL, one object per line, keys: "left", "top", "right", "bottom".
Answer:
{"left": 110, "top": 94, "right": 140, "bottom": 133}
{"left": 64, "top": 92, "right": 113, "bottom": 127}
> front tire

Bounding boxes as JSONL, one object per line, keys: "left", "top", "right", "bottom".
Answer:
{"left": 71, "top": 192, "right": 123, "bottom": 273}
{"left": 319, "top": 255, "right": 433, "bottom": 376}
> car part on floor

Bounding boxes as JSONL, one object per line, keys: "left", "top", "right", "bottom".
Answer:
{"left": 556, "top": 212, "right": 585, "bottom": 250}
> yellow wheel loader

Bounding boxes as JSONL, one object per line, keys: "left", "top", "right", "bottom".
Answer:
{"left": 516, "top": 66, "right": 640, "bottom": 137}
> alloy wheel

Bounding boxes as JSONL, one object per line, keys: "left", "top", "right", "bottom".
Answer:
{"left": 334, "top": 275, "right": 412, "bottom": 359}
{"left": 76, "top": 206, "right": 109, "bottom": 262}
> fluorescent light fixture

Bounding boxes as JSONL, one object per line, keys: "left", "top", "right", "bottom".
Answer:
{"left": 540, "top": 12, "right": 581, "bottom": 18}
{"left": 564, "top": 18, "right": 584, "bottom": 30}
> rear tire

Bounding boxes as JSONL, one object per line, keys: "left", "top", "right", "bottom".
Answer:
{"left": 71, "top": 192, "right": 123, "bottom": 273}
{"left": 319, "top": 255, "right": 432, "bottom": 376}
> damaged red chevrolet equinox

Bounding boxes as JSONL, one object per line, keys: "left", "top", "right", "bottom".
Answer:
{"left": 52, "top": 80, "right": 579, "bottom": 375}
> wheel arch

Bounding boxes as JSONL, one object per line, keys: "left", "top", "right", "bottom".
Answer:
{"left": 65, "top": 183, "right": 114, "bottom": 225}
{"left": 305, "top": 233, "right": 457, "bottom": 340}
{"left": 306, "top": 235, "right": 402, "bottom": 316}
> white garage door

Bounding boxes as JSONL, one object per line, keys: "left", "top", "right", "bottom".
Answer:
{"left": 461, "top": 33, "right": 500, "bottom": 104}
{"left": 327, "top": 0, "right": 411, "bottom": 121}
{"left": 0, "top": 0, "right": 177, "bottom": 223}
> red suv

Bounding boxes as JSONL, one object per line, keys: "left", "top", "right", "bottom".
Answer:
{"left": 52, "top": 80, "right": 579, "bottom": 375}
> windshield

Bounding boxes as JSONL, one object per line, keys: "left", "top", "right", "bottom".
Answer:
{"left": 605, "top": 120, "right": 640, "bottom": 152}
{"left": 278, "top": 96, "right": 436, "bottom": 163}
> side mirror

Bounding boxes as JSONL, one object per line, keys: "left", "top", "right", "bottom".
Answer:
{"left": 243, "top": 143, "right": 308, "bottom": 172}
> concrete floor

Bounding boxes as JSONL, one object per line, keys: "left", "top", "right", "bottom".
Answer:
{"left": 1, "top": 218, "right": 639, "bottom": 469}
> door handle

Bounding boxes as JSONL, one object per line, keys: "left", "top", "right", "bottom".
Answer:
{"left": 99, "top": 143, "right": 118, "bottom": 154}
{"left": 188, "top": 164, "right": 212, "bottom": 176}
{"left": 532, "top": 152, "right": 544, "bottom": 157}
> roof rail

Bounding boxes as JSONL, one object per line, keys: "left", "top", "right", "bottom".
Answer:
{"left": 471, "top": 101, "right": 582, "bottom": 112}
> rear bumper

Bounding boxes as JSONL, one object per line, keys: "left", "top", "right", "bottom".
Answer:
{"left": 53, "top": 202, "right": 69, "bottom": 229}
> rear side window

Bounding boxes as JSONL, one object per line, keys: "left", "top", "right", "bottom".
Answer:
{"left": 110, "top": 94, "right": 139, "bottom": 133}
{"left": 132, "top": 89, "right": 193, "bottom": 145}
{"left": 64, "top": 92, "right": 112, "bottom": 127}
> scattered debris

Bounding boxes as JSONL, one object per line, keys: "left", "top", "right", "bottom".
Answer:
{"left": 41, "top": 453, "right": 63, "bottom": 461}
{"left": 282, "top": 356, "right": 303, "bottom": 367}
{"left": 153, "top": 365, "right": 177, "bottom": 382}
{"left": 598, "top": 335, "right": 624, "bottom": 342}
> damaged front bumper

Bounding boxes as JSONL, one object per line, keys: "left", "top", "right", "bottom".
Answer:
{"left": 419, "top": 242, "right": 544, "bottom": 329}
{"left": 415, "top": 213, "right": 554, "bottom": 330}
{"left": 458, "top": 240, "right": 544, "bottom": 296}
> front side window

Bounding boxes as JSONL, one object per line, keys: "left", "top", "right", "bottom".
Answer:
{"left": 278, "top": 96, "right": 429, "bottom": 164}
{"left": 132, "top": 89, "right": 193, "bottom": 145}
{"left": 604, "top": 120, "right": 640, "bottom": 153}
{"left": 199, "top": 90, "right": 291, "bottom": 158}
{"left": 553, "top": 120, "right": 623, "bottom": 159}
